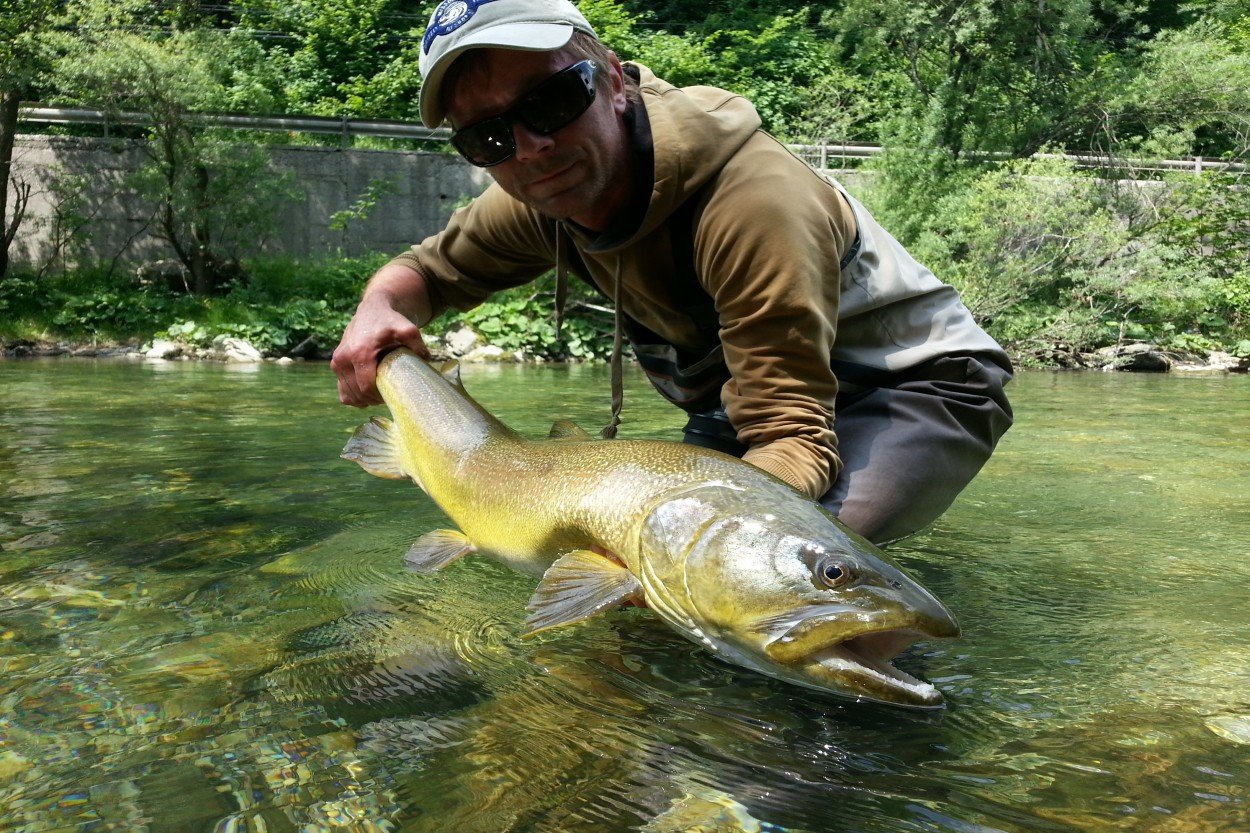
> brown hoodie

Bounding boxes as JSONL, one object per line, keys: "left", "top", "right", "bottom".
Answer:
{"left": 392, "top": 64, "right": 1005, "bottom": 500}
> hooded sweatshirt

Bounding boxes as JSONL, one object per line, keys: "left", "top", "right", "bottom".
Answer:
{"left": 391, "top": 64, "right": 1007, "bottom": 500}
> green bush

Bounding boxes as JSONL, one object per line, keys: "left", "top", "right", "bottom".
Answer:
{"left": 454, "top": 273, "right": 616, "bottom": 361}
{"left": 37, "top": 269, "right": 201, "bottom": 339}
{"left": 149, "top": 257, "right": 370, "bottom": 353}
{"left": 2, "top": 256, "right": 377, "bottom": 351}
{"left": 0, "top": 273, "right": 53, "bottom": 325}
{"left": 865, "top": 153, "right": 1250, "bottom": 364}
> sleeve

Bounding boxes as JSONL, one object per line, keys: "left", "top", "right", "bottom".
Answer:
{"left": 693, "top": 146, "right": 858, "bottom": 499}
{"left": 388, "top": 183, "right": 557, "bottom": 319}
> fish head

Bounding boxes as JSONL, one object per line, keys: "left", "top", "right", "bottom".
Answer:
{"left": 639, "top": 489, "right": 960, "bottom": 708}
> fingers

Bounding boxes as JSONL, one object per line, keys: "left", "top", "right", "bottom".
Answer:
{"left": 331, "top": 315, "right": 430, "bottom": 407}
{"left": 331, "top": 342, "right": 382, "bottom": 407}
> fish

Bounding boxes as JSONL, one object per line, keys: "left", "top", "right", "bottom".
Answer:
{"left": 342, "top": 348, "right": 960, "bottom": 708}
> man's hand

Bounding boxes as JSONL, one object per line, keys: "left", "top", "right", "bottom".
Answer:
{"left": 331, "top": 264, "right": 434, "bottom": 407}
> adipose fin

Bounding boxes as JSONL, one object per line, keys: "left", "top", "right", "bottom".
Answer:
{"left": 547, "top": 420, "right": 593, "bottom": 441}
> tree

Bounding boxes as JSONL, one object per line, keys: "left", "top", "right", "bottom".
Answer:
{"left": 234, "top": 0, "right": 426, "bottom": 120}
{"left": 1101, "top": 15, "right": 1250, "bottom": 160}
{"left": 590, "top": 2, "right": 840, "bottom": 137}
{"left": 825, "top": 0, "right": 1135, "bottom": 156}
{"left": 0, "top": 0, "right": 61, "bottom": 282}
{"left": 51, "top": 17, "right": 293, "bottom": 294}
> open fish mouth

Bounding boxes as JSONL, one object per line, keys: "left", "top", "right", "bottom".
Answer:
{"left": 762, "top": 609, "right": 958, "bottom": 708}
{"left": 805, "top": 628, "right": 944, "bottom": 707}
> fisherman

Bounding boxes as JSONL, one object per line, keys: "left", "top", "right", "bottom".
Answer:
{"left": 331, "top": 0, "right": 1014, "bottom": 545}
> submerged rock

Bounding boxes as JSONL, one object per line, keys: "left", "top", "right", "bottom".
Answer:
{"left": 1206, "top": 714, "right": 1250, "bottom": 745}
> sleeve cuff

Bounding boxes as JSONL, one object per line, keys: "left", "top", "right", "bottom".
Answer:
{"left": 742, "top": 445, "right": 832, "bottom": 500}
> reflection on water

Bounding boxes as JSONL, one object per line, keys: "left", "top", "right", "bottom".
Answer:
{"left": 1, "top": 359, "right": 1248, "bottom": 832}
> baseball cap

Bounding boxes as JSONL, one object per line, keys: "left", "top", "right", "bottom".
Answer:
{"left": 419, "top": 0, "right": 598, "bottom": 128}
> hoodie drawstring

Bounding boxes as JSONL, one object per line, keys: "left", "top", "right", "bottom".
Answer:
{"left": 602, "top": 262, "right": 624, "bottom": 439}
{"left": 554, "top": 225, "right": 568, "bottom": 341}
{"left": 554, "top": 224, "right": 624, "bottom": 439}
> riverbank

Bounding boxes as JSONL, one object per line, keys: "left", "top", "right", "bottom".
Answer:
{"left": 4, "top": 333, "right": 1248, "bottom": 374}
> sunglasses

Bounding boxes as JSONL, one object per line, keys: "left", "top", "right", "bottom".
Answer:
{"left": 450, "top": 60, "right": 600, "bottom": 167}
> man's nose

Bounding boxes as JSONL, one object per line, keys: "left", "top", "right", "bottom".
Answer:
{"left": 512, "top": 122, "right": 555, "bottom": 162}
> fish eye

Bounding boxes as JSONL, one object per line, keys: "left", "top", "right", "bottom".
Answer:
{"left": 815, "top": 557, "right": 853, "bottom": 589}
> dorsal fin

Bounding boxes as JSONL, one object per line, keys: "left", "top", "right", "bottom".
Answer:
{"left": 437, "top": 359, "right": 463, "bottom": 388}
{"left": 548, "top": 419, "right": 592, "bottom": 441}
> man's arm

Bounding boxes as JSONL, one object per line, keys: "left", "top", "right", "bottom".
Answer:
{"left": 692, "top": 142, "right": 858, "bottom": 500}
{"left": 331, "top": 262, "right": 435, "bottom": 407}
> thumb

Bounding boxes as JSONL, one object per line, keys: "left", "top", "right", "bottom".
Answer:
{"left": 396, "top": 327, "right": 432, "bottom": 360}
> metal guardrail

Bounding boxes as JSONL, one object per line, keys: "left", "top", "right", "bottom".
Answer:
{"left": 788, "top": 143, "right": 1247, "bottom": 175}
{"left": 19, "top": 104, "right": 1246, "bottom": 174}
{"left": 19, "top": 105, "right": 452, "bottom": 145}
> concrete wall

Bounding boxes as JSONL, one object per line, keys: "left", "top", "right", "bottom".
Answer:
{"left": 7, "top": 135, "right": 494, "bottom": 271}
{"left": 7, "top": 134, "right": 870, "bottom": 273}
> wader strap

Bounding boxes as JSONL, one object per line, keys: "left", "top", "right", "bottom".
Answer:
{"left": 840, "top": 228, "right": 862, "bottom": 271}
{"left": 682, "top": 405, "right": 748, "bottom": 457}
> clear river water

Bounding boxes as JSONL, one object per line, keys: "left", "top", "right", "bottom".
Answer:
{"left": 1, "top": 358, "right": 1248, "bottom": 833}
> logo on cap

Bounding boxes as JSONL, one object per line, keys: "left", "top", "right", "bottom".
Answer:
{"left": 423, "top": 0, "right": 502, "bottom": 55}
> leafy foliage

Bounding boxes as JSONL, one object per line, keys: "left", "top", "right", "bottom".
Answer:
{"left": 10, "top": 0, "right": 1250, "bottom": 363}
{"left": 1103, "top": 16, "right": 1250, "bottom": 159}
{"left": 879, "top": 155, "right": 1250, "bottom": 363}
{"left": 440, "top": 273, "right": 617, "bottom": 361}
{"left": 233, "top": 0, "right": 426, "bottom": 119}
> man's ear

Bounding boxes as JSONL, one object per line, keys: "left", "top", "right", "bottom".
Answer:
{"left": 605, "top": 52, "right": 628, "bottom": 116}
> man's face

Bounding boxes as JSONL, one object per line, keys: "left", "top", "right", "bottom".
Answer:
{"left": 445, "top": 47, "right": 631, "bottom": 231}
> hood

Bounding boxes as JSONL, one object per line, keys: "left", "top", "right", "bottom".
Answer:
{"left": 627, "top": 63, "right": 762, "bottom": 241}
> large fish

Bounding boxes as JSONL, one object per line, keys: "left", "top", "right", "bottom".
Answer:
{"left": 343, "top": 349, "right": 960, "bottom": 708}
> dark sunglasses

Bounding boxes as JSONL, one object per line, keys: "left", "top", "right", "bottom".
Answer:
{"left": 450, "top": 60, "right": 600, "bottom": 167}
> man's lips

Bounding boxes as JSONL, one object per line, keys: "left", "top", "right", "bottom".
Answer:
{"left": 524, "top": 159, "right": 579, "bottom": 195}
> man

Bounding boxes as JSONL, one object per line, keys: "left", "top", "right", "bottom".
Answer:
{"left": 331, "top": 0, "right": 1013, "bottom": 545}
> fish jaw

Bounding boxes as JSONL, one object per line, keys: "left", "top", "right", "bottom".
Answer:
{"left": 759, "top": 602, "right": 960, "bottom": 708}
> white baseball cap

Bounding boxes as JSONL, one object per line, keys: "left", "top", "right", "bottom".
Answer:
{"left": 419, "top": 0, "right": 598, "bottom": 128}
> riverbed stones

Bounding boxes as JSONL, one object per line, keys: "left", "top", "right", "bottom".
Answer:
{"left": 443, "top": 323, "right": 480, "bottom": 356}
{"left": 1093, "top": 342, "right": 1206, "bottom": 372}
{"left": 213, "top": 336, "right": 264, "bottom": 363}
{"left": 1205, "top": 714, "right": 1250, "bottom": 745}
{"left": 1174, "top": 350, "right": 1250, "bottom": 373}
{"left": 144, "top": 339, "right": 184, "bottom": 360}
{"left": 461, "top": 344, "right": 523, "bottom": 363}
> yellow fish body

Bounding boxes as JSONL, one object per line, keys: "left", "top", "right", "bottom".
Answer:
{"left": 344, "top": 349, "right": 959, "bottom": 708}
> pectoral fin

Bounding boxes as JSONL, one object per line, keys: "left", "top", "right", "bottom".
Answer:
{"left": 524, "top": 550, "right": 643, "bottom": 636}
{"left": 547, "top": 420, "right": 592, "bottom": 441}
{"left": 404, "top": 529, "right": 476, "bottom": 572}
{"left": 342, "top": 417, "right": 406, "bottom": 480}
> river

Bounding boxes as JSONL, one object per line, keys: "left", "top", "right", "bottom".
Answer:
{"left": 1, "top": 358, "right": 1248, "bottom": 832}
